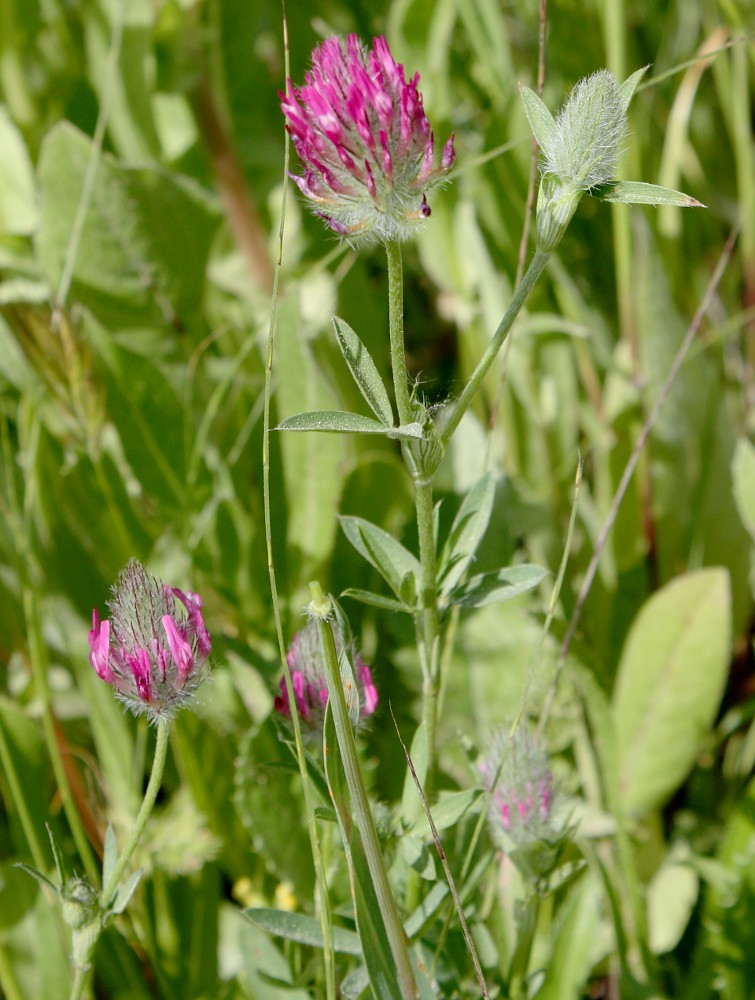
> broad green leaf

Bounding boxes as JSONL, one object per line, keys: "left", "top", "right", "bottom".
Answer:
{"left": 333, "top": 316, "right": 394, "bottom": 426}
{"left": 36, "top": 122, "right": 219, "bottom": 325}
{"left": 340, "top": 515, "right": 421, "bottom": 605}
{"left": 592, "top": 179, "right": 704, "bottom": 207}
{"left": 518, "top": 84, "right": 557, "bottom": 149}
{"left": 448, "top": 564, "right": 547, "bottom": 608}
{"left": 613, "top": 569, "right": 731, "bottom": 814}
{"left": 437, "top": 472, "right": 496, "bottom": 595}
{"left": 732, "top": 437, "right": 755, "bottom": 540}
{"left": 618, "top": 66, "right": 649, "bottom": 112}
{"left": 646, "top": 850, "right": 699, "bottom": 954}
{"left": 243, "top": 908, "right": 362, "bottom": 955}
{"left": 0, "top": 106, "right": 37, "bottom": 234}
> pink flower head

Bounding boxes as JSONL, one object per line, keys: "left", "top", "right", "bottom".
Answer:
{"left": 479, "top": 728, "right": 555, "bottom": 847}
{"left": 281, "top": 34, "right": 454, "bottom": 243}
{"left": 274, "top": 621, "right": 378, "bottom": 737}
{"left": 88, "top": 560, "right": 211, "bottom": 720}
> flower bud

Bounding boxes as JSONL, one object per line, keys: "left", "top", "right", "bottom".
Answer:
{"left": 542, "top": 70, "right": 628, "bottom": 192}
{"left": 88, "top": 560, "right": 211, "bottom": 720}
{"left": 274, "top": 621, "right": 378, "bottom": 737}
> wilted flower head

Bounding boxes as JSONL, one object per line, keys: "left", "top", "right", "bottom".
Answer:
{"left": 274, "top": 620, "right": 378, "bottom": 736}
{"left": 88, "top": 559, "right": 211, "bottom": 720}
{"left": 281, "top": 34, "right": 454, "bottom": 243}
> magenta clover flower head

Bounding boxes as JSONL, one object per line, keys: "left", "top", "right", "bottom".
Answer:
{"left": 479, "top": 728, "right": 555, "bottom": 850}
{"left": 281, "top": 34, "right": 454, "bottom": 243}
{"left": 274, "top": 620, "right": 378, "bottom": 736}
{"left": 88, "top": 559, "right": 211, "bottom": 721}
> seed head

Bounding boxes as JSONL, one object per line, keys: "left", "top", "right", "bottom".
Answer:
{"left": 88, "top": 559, "right": 211, "bottom": 721}
{"left": 274, "top": 621, "right": 378, "bottom": 736}
{"left": 281, "top": 34, "right": 454, "bottom": 244}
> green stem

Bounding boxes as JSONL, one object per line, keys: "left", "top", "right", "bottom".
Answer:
{"left": 414, "top": 479, "right": 442, "bottom": 769}
{"left": 68, "top": 720, "right": 169, "bottom": 1000}
{"left": 440, "top": 249, "right": 551, "bottom": 449}
{"left": 312, "top": 586, "right": 417, "bottom": 1000}
{"left": 101, "top": 717, "right": 169, "bottom": 907}
{"left": 386, "top": 239, "right": 412, "bottom": 426}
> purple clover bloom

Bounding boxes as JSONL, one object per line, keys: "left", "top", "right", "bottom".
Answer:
{"left": 281, "top": 34, "right": 454, "bottom": 243}
{"left": 274, "top": 621, "right": 378, "bottom": 736}
{"left": 88, "top": 560, "right": 211, "bottom": 720}
{"left": 479, "top": 728, "right": 555, "bottom": 847}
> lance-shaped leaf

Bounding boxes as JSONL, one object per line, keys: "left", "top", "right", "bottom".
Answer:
{"left": 618, "top": 65, "right": 649, "bottom": 112}
{"left": 277, "top": 410, "right": 422, "bottom": 438}
{"left": 437, "top": 473, "right": 496, "bottom": 595}
{"left": 518, "top": 84, "right": 557, "bottom": 149}
{"left": 448, "top": 564, "right": 547, "bottom": 609}
{"left": 333, "top": 316, "right": 394, "bottom": 427}
{"left": 244, "top": 908, "right": 362, "bottom": 955}
{"left": 592, "top": 180, "right": 704, "bottom": 207}
{"left": 340, "top": 516, "right": 421, "bottom": 607}
{"left": 341, "top": 588, "right": 413, "bottom": 614}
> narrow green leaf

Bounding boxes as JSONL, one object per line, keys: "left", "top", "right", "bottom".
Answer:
{"left": 13, "top": 863, "right": 58, "bottom": 894}
{"left": 448, "top": 564, "right": 547, "bottom": 608}
{"left": 102, "top": 825, "right": 118, "bottom": 890}
{"left": 618, "top": 66, "right": 649, "bottom": 112}
{"left": 340, "top": 516, "right": 421, "bottom": 605}
{"left": 323, "top": 707, "right": 406, "bottom": 1000}
{"left": 404, "top": 882, "right": 450, "bottom": 939}
{"left": 243, "top": 908, "right": 362, "bottom": 956}
{"left": 277, "top": 410, "right": 391, "bottom": 434}
{"left": 333, "top": 316, "right": 394, "bottom": 426}
{"left": 399, "top": 835, "right": 436, "bottom": 879}
{"left": 341, "top": 588, "right": 413, "bottom": 613}
{"left": 437, "top": 472, "right": 496, "bottom": 595}
{"left": 407, "top": 789, "right": 481, "bottom": 839}
{"left": 112, "top": 869, "right": 143, "bottom": 915}
{"left": 518, "top": 83, "right": 557, "bottom": 149}
{"left": 592, "top": 180, "right": 704, "bottom": 207}
{"left": 613, "top": 569, "right": 731, "bottom": 814}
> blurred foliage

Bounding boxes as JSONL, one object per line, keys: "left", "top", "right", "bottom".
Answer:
{"left": 0, "top": 0, "right": 753, "bottom": 997}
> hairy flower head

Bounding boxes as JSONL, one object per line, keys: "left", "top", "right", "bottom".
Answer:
{"left": 480, "top": 728, "right": 554, "bottom": 848}
{"left": 274, "top": 620, "right": 378, "bottom": 737}
{"left": 281, "top": 34, "right": 454, "bottom": 243}
{"left": 542, "top": 70, "right": 628, "bottom": 191}
{"left": 88, "top": 559, "right": 211, "bottom": 720}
